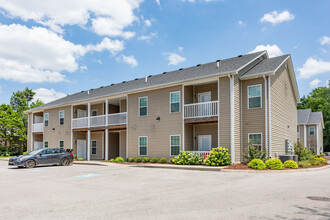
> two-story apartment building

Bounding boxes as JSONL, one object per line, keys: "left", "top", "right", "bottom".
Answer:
{"left": 25, "top": 51, "right": 300, "bottom": 163}
{"left": 297, "top": 109, "right": 324, "bottom": 154}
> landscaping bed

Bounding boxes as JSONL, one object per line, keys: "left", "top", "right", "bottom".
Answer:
{"left": 225, "top": 163, "right": 329, "bottom": 170}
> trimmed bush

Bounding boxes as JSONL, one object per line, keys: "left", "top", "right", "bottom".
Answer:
{"left": 115, "top": 157, "right": 125, "bottom": 163}
{"left": 151, "top": 158, "right": 159, "bottom": 163}
{"left": 298, "top": 161, "right": 311, "bottom": 168}
{"left": 109, "top": 159, "right": 115, "bottom": 162}
{"left": 136, "top": 157, "right": 142, "bottom": 163}
{"left": 143, "top": 157, "right": 150, "bottom": 163}
{"left": 265, "top": 158, "right": 283, "bottom": 170}
{"left": 170, "top": 158, "right": 175, "bottom": 164}
{"left": 160, "top": 158, "right": 167, "bottom": 163}
{"left": 248, "top": 159, "right": 266, "bottom": 170}
{"left": 243, "top": 141, "right": 266, "bottom": 163}
{"left": 283, "top": 160, "right": 298, "bottom": 169}
{"left": 78, "top": 158, "right": 84, "bottom": 161}
{"left": 315, "top": 157, "right": 327, "bottom": 165}
{"left": 204, "top": 147, "right": 231, "bottom": 166}
{"left": 104, "top": 160, "right": 108, "bottom": 162}
{"left": 23, "top": 151, "right": 28, "bottom": 155}
{"left": 129, "top": 157, "right": 135, "bottom": 162}
{"left": 172, "top": 151, "right": 204, "bottom": 165}
{"left": 125, "top": 158, "right": 129, "bottom": 162}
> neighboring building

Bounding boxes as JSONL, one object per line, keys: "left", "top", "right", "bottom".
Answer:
{"left": 25, "top": 51, "right": 300, "bottom": 163}
{"left": 297, "top": 109, "right": 324, "bottom": 154}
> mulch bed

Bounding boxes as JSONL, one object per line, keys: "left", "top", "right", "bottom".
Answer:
{"left": 225, "top": 163, "right": 329, "bottom": 170}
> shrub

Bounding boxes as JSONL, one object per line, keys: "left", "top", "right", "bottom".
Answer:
{"left": 265, "top": 158, "right": 283, "bottom": 170}
{"left": 104, "top": 160, "right": 108, "bottom": 162}
{"left": 309, "top": 159, "right": 322, "bottom": 166}
{"left": 248, "top": 159, "right": 266, "bottom": 170}
{"left": 151, "top": 158, "right": 159, "bottom": 163}
{"left": 172, "top": 151, "right": 204, "bottom": 165}
{"left": 109, "top": 159, "right": 115, "bottom": 162}
{"left": 129, "top": 157, "right": 135, "bottom": 162}
{"left": 298, "top": 161, "right": 311, "bottom": 168}
{"left": 283, "top": 160, "right": 298, "bottom": 169}
{"left": 243, "top": 141, "right": 267, "bottom": 163}
{"left": 78, "top": 158, "right": 84, "bottom": 161}
{"left": 294, "top": 141, "right": 314, "bottom": 161}
{"left": 74, "top": 158, "right": 77, "bottom": 161}
{"left": 204, "top": 147, "right": 231, "bottom": 166}
{"left": 125, "top": 158, "right": 129, "bottom": 162}
{"left": 23, "top": 151, "right": 28, "bottom": 155}
{"left": 170, "top": 158, "right": 175, "bottom": 164}
{"left": 143, "top": 157, "right": 150, "bottom": 163}
{"left": 115, "top": 157, "right": 125, "bottom": 163}
{"left": 160, "top": 158, "right": 167, "bottom": 163}
{"left": 136, "top": 157, "right": 142, "bottom": 163}
{"left": 315, "top": 157, "right": 327, "bottom": 165}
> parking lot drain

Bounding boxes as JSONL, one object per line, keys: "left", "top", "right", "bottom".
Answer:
{"left": 306, "top": 196, "right": 330, "bottom": 202}
{"left": 75, "top": 174, "right": 100, "bottom": 178}
{"left": 26, "top": 169, "right": 47, "bottom": 172}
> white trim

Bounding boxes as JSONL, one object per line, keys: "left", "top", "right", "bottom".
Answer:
{"left": 70, "top": 106, "right": 73, "bottom": 150}
{"left": 59, "top": 140, "right": 64, "bottom": 149}
{"left": 236, "top": 51, "right": 267, "bottom": 73}
{"left": 181, "top": 86, "right": 185, "bottom": 151}
{"left": 87, "top": 103, "right": 91, "bottom": 128}
{"left": 59, "top": 110, "right": 65, "bottom": 125}
{"left": 248, "top": 133, "right": 263, "bottom": 149}
{"left": 229, "top": 74, "right": 235, "bottom": 164}
{"left": 119, "top": 131, "right": 121, "bottom": 158}
{"left": 264, "top": 76, "right": 268, "bottom": 156}
{"left": 170, "top": 91, "right": 181, "bottom": 113}
{"left": 309, "top": 126, "right": 315, "bottom": 136}
{"left": 247, "top": 84, "right": 262, "bottom": 109}
{"left": 304, "top": 124, "right": 307, "bottom": 148}
{"left": 105, "top": 129, "right": 109, "bottom": 160}
{"left": 91, "top": 140, "right": 97, "bottom": 155}
{"left": 268, "top": 76, "right": 272, "bottom": 156}
{"left": 138, "top": 96, "right": 148, "bottom": 117}
{"left": 170, "top": 134, "right": 181, "bottom": 156}
{"left": 138, "top": 136, "right": 148, "bottom": 156}
{"left": 44, "top": 113, "right": 49, "bottom": 127}
{"left": 44, "top": 140, "right": 49, "bottom": 148}
{"left": 316, "top": 126, "right": 319, "bottom": 155}
{"left": 218, "top": 78, "right": 220, "bottom": 147}
{"left": 87, "top": 130, "right": 91, "bottom": 161}
{"left": 126, "top": 95, "right": 128, "bottom": 159}
{"left": 101, "top": 132, "right": 104, "bottom": 159}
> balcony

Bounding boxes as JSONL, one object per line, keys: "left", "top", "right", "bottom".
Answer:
{"left": 32, "top": 123, "right": 44, "bottom": 133}
{"left": 184, "top": 101, "right": 218, "bottom": 119}
{"left": 72, "top": 112, "right": 127, "bottom": 129}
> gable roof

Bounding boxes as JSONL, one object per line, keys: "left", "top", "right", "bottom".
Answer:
{"left": 297, "top": 109, "right": 324, "bottom": 128}
{"left": 27, "top": 51, "right": 267, "bottom": 112}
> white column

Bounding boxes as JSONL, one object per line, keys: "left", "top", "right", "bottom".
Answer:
{"left": 70, "top": 105, "right": 73, "bottom": 150}
{"left": 105, "top": 129, "right": 109, "bottom": 160}
{"left": 304, "top": 124, "right": 307, "bottom": 148}
{"left": 105, "top": 100, "right": 109, "bottom": 126}
{"left": 218, "top": 78, "right": 220, "bottom": 147}
{"left": 126, "top": 95, "right": 129, "bottom": 159}
{"left": 316, "top": 125, "right": 319, "bottom": 155}
{"left": 31, "top": 113, "right": 33, "bottom": 151}
{"left": 87, "top": 130, "right": 91, "bottom": 161}
{"left": 87, "top": 103, "right": 91, "bottom": 128}
{"left": 229, "top": 74, "right": 235, "bottom": 164}
{"left": 264, "top": 76, "right": 268, "bottom": 156}
{"left": 268, "top": 76, "right": 272, "bottom": 157}
{"left": 182, "top": 85, "right": 185, "bottom": 151}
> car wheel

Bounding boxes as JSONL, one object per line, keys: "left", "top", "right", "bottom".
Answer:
{"left": 25, "top": 160, "right": 36, "bottom": 168}
{"left": 60, "top": 158, "right": 70, "bottom": 166}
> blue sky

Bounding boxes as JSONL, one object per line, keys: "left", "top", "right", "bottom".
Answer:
{"left": 0, "top": 0, "right": 329, "bottom": 104}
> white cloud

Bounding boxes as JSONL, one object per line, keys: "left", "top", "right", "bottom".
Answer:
{"left": 298, "top": 57, "right": 330, "bottom": 79}
{"left": 155, "top": 0, "right": 160, "bottom": 5}
{"left": 94, "top": 59, "right": 103, "bottom": 64}
{"left": 249, "top": 44, "right": 283, "bottom": 58}
{"left": 178, "top": 46, "right": 184, "bottom": 52}
{"left": 0, "top": 23, "right": 124, "bottom": 83}
{"left": 180, "top": 0, "right": 220, "bottom": 2}
{"left": 166, "top": 53, "right": 186, "bottom": 65}
{"left": 260, "top": 10, "right": 295, "bottom": 25}
{"left": 238, "top": 20, "right": 245, "bottom": 26}
{"left": 122, "top": 55, "right": 138, "bottom": 67}
{"left": 80, "top": 65, "right": 88, "bottom": 71}
{"left": 0, "top": 0, "right": 143, "bottom": 38}
{"left": 0, "top": 86, "right": 2, "bottom": 93}
{"left": 320, "top": 36, "right": 330, "bottom": 45}
{"left": 33, "top": 88, "right": 66, "bottom": 104}
{"left": 138, "top": 32, "right": 157, "bottom": 41}
{"left": 309, "top": 79, "right": 321, "bottom": 89}
{"left": 144, "top": 19, "right": 152, "bottom": 27}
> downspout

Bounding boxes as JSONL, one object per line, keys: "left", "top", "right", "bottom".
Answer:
{"left": 228, "top": 73, "right": 235, "bottom": 164}
{"left": 263, "top": 75, "right": 268, "bottom": 157}
{"left": 218, "top": 78, "right": 220, "bottom": 147}
{"left": 268, "top": 76, "right": 272, "bottom": 157}
{"left": 182, "top": 85, "right": 185, "bottom": 152}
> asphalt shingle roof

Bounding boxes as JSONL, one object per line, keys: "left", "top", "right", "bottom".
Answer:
{"left": 297, "top": 109, "right": 323, "bottom": 125}
{"left": 28, "top": 51, "right": 266, "bottom": 111}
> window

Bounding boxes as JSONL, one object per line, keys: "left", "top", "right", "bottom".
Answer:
{"left": 44, "top": 113, "right": 49, "bottom": 127}
{"left": 248, "top": 133, "right": 262, "bottom": 149}
{"left": 91, "top": 110, "right": 98, "bottom": 116}
{"left": 248, "top": 85, "right": 262, "bottom": 109}
{"left": 42, "top": 149, "right": 52, "bottom": 154}
{"left": 139, "top": 137, "right": 148, "bottom": 156}
{"left": 309, "top": 127, "right": 315, "bottom": 135}
{"left": 91, "top": 140, "right": 97, "bottom": 155}
{"left": 170, "top": 91, "right": 180, "bottom": 113}
{"left": 139, "top": 97, "right": 148, "bottom": 116}
{"left": 59, "top": 140, "right": 64, "bottom": 149}
{"left": 170, "top": 135, "right": 181, "bottom": 156}
{"left": 44, "top": 141, "right": 48, "bottom": 148}
{"left": 59, "top": 110, "right": 64, "bottom": 125}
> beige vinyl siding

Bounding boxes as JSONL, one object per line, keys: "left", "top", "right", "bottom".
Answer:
{"left": 120, "top": 99, "right": 127, "bottom": 112}
{"left": 33, "top": 134, "right": 43, "bottom": 142}
{"left": 242, "top": 77, "right": 265, "bottom": 155}
{"left": 270, "top": 66, "right": 297, "bottom": 157}
{"left": 43, "top": 106, "right": 72, "bottom": 150}
{"left": 318, "top": 124, "right": 323, "bottom": 150}
{"left": 194, "top": 124, "right": 218, "bottom": 150}
{"left": 27, "top": 113, "right": 32, "bottom": 151}
{"left": 109, "top": 104, "right": 119, "bottom": 114}
{"left": 184, "top": 124, "right": 193, "bottom": 151}
{"left": 119, "top": 131, "right": 127, "bottom": 158}
{"left": 184, "top": 86, "right": 193, "bottom": 104}
{"left": 297, "top": 125, "right": 304, "bottom": 142}
{"left": 219, "top": 77, "right": 230, "bottom": 149}
{"left": 127, "top": 85, "right": 182, "bottom": 159}
{"left": 73, "top": 105, "right": 86, "bottom": 118}
{"left": 90, "top": 131, "right": 104, "bottom": 160}
{"left": 234, "top": 74, "right": 241, "bottom": 162}
{"left": 108, "top": 132, "right": 118, "bottom": 159}
{"left": 90, "top": 103, "right": 104, "bottom": 116}
{"left": 194, "top": 82, "right": 218, "bottom": 102}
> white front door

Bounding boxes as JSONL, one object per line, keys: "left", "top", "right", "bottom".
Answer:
{"left": 77, "top": 139, "right": 87, "bottom": 160}
{"left": 34, "top": 141, "right": 43, "bottom": 150}
{"left": 198, "top": 92, "right": 211, "bottom": 103}
{"left": 198, "top": 135, "right": 212, "bottom": 151}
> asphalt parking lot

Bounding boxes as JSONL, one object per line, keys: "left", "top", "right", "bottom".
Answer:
{"left": 1, "top": 160, "right": 330, "bottom": 220}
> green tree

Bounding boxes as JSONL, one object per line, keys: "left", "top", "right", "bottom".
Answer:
{"left": 298, "top": 87, "right": 330, "bottom": 151}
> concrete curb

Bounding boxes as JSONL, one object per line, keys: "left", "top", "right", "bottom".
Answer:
{"left": 222, "top": 165, "right": 330, "bottom": 173}
{"left": 0, "top": 158, "right": 9, "bottom": 161}
{"left": 130, "top": 164, "right": 227, "bottom": 172}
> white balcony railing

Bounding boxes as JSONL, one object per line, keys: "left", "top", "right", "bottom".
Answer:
{"left": 72, "top": 112, "right": 127, "bottom": 129}
{"left": 32, "top": 123, "right": 44, "bottom": 133}
{"left": 184, "top": 101, "right": 218, "bottom": 119}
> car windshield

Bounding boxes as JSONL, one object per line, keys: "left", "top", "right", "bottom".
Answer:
{"left": 24, "top": 149, "right": 43, "bottom": 156}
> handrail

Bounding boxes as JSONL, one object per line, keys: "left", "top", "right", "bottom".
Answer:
{"left": 184, "top": 100, "right": 218, "bottom": 107}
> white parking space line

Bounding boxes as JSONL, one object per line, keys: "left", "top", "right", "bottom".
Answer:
{"left": 75, "top": 173, "right": 101, "bottom": 178}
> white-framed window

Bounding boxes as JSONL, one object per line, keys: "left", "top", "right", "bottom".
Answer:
{"left": 139, "top": 136, "right": 148, "bottom": 156}
{"left": 44, "top": 141, "right": 48, "bottom": 148}
{"left": 170, "top": 135, "right": 181, "bottom": 156}
{"left": 44, "top": 113, "right": 49, "bottom": 127}
{"left": 139, "top": 97, "right": 148, "bottom": 117}
{"left": 91, "top": 109, "right": 98, "bottom": 116}
{"left": 170, "top": 91, "right": 180, "bottom": 113}
{"left": 91, "top": 140, "right": 97, "bottom": 155}
{"left": 309, "top": 126, "right": 315, "bottom": 136}
{"left": 248, "top": 133, "right": 262, "bottom": 150}
{"left": 59, "top": 110, "right": 65, "bottom": 125}
{"left": 59, "top": 140, "right": 64, "bottom": 149}
{"left": 248, "top": 84, "right": 262, "bottom": 109}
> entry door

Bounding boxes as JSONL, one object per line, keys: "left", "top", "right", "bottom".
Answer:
{"left": 198, "top": 135, "right": 212, "bottom": 151}
{"left": 77, "top": 139, "right": 87, "bottom": 160}
{"left": 198, "top": 92, "right": 211, "bottom": 116}
{"left": 34, "top": 141, "right": 43, "bottom": 150}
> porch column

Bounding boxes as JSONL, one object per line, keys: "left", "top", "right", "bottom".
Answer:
{"left": 304, "top": 124, "right": 307, "bottom": 148}
{"left": 31, "top": 113, "right": 33, "bottom": 151}
{"left": 182, "top": 85, "right": 185, "bottom": 151}
{"left": 70, "top": 105, "right": 73, "bottom": 150}
{"left": 316, "top": 126, "right": 319, "bottom": 154}
{"left": 229, "top": 74, "right": 235, "bottom": 164}
{"left": 87, "top": 130, "right": 91, "bottom": 161}
{"left": 105, "top": 99, "right": 109, "bottom": 160}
